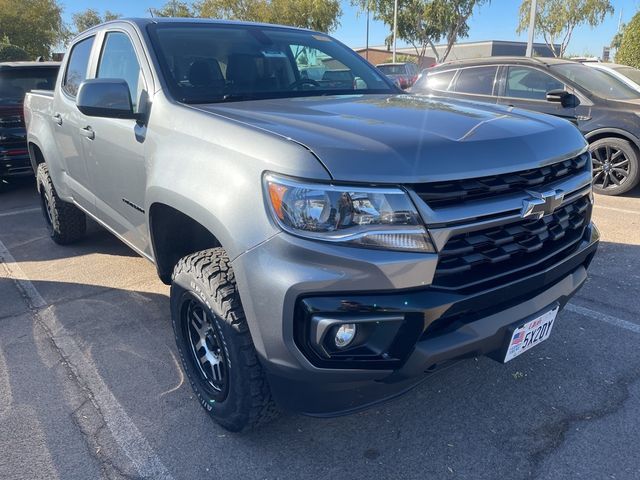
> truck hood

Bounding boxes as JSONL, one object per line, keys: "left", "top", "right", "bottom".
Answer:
{"left": 195, "top": 94, "right": 587, "bottom": 183}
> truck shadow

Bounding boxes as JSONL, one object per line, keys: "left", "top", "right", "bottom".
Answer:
{"left": 1, "top": 236, "right": 638, "bottom": 479}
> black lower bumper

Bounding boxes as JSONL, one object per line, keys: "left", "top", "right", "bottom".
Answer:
{"left": 0, "top": 152, "right": 32, "bottom": 179}
{"left": 267, "top": 225, "right": 599, "bottom": 416}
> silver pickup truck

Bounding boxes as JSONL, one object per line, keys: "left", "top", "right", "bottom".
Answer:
{"left": 24, "top": 18, "right": 599, "bottom": 432}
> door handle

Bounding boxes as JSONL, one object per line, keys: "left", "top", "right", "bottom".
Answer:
{"left": 52, "top": 113, "right": 62, "bottom": 125}
{"left": 80, "top": 126, "right": 95, "bottom": 140}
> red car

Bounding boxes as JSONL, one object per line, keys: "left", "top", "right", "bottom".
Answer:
{"left": 376, "top": 62, "right": 419, "bottom": 89}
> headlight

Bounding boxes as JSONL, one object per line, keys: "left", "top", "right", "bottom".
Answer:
{"left": 264, "top": 173, "right": 435, "bottom": 252}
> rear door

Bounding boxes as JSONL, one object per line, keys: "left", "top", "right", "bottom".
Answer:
{"left": 448, "top": 65, "right": 500, "bottom": 105}
{"left": 52, "top": 35, "right": 97, "bottom": 213}
{"left": 497, "top": 65, "right": 577, "bottom": 122}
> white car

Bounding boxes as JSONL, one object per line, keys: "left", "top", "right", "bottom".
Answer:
{"left": 584, "top": 62, "right": 640, "bottom": 93}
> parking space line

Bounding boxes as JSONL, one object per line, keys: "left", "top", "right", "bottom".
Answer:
{"left": 566, "top": 303, "right": 640, "bottom": 334}
{"left": 0, "top": 239, "right": 174, "bottom": 480}
{"left": 594, "top": 204, "right": 640, "bottom": 216}
{"left": 0, "top": 207, "right": 41, "bottom": 218}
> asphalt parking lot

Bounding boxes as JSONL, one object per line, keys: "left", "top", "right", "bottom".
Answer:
{"left": 1, "top": 178, "right": 639, "bottom": 480}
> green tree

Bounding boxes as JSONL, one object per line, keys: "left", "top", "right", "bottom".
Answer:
{"left": 611, "top": 23, "right": 625, "bottom": 50}
{"left": 0, "top": 0, "right": 65, "bottom": 59}
{"left": 0, "top": 42, "right": 30, "bottom": 62}
{"left": 71, "top": 8, "right": 121, "bottom": 35}
{"left": 196, "top": 0, "right": 342, "bottom": 32}
{"left": 616, "top": 12, "right": 640, "bottom": 68}
{"left": 354, "top": 0, "right": 488, "bottom": 64}
{"left": 517, "top": 0, "right": 614, "bottom": 58}
{"left": 150, "top": 1, "right": 197, "bottom": 17}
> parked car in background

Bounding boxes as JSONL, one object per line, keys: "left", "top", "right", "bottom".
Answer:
{"left": 25, "top": 19, "right": 598, "bottom": 431}
{"left": 583, "top": 62, "right": 640, "bottom": 93}
{"left": 412, "top": 57, "right": 640, "bottom": 195}
{"left": 0, "top": 62, "right": 59, "bottom": 188}
{"left": 377, "top": 62, "right": 419, "bottom": 89}
{"left": 320, "top": 68, "right": 355, "bottom": 89}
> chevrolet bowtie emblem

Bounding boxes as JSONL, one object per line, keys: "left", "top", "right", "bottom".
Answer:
{"left": 521, "top": 189, "right": 565, "bottom": 219}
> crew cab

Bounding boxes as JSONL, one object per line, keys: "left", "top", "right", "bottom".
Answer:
{"left": 0, "top": 61, "right": 59, "bottom": 187}
{"left": 25, "top": 19, "right": 598, "bottom": 432}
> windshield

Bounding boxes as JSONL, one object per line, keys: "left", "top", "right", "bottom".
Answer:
{"left": 612, "top": 66, "right": 640, "bottom": 85}
{"left": 378, "top": 65, "right": 406, "bottom": 75}
{"left": 551, "top": 63, "right": 640, "bottom": 100}
{"left": 0, "top": 67, "right": 59, "bottom": 104}
{"left": 148, "top": 23, "right": 394, "bottom": 104}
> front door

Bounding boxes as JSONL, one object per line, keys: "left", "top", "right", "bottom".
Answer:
{"left": 497, "top": 66, "right": 577, "bottom": 123}
{"left": 82, "top": 30, "right": 150, "bottom": 256}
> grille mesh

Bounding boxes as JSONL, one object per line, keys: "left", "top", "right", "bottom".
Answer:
{"left": 433, "top": 195, "right": 591, "bottom": 291}
{"left": 413, "top": 153, "right": 589, "bottom": 207}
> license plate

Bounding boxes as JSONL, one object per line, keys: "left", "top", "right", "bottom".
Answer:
{"left": 503, "top": 306, "right": 559, "bottom": 363}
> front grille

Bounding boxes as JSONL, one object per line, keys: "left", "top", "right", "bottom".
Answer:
{"left": 433, "top": 195, "right": 591, "bottom": 292}
{"left": 412, "top": 153, "right": 589, "bottom": 207}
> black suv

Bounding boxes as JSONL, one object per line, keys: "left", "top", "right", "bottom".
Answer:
{"left": 0, "top": 61, "right": 59, "bottom": 188}
{"left": 412, "top": 57, "right": 640, "bottom": 195}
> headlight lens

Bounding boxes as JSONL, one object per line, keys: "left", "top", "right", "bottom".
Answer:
{"left": 264, "top": 174, "right": 434, "bottom": 252}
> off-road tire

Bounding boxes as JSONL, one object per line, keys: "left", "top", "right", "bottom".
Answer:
{"left": 36, "top": 163, "right": 86, "bottom": 244}
{"left": 170, "top": 248, "right": 279, "bottom": 432}
{"left": 589, "top": 137, "right": 640, "bottom": 196}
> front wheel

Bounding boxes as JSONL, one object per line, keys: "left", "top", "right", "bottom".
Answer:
{"left": 170, "top": 248, "right": 278, "bottom": 432}
{"left": 590, "top": 137, "right": 640, "bottom": 196}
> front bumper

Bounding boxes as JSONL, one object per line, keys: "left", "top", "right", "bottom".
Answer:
{"left": 232, "top": 223, "right": 599, "bottom": 416}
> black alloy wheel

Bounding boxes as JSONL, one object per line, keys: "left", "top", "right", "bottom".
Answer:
{"left": 182, "top": 294, "right": 229, "bottom": 400}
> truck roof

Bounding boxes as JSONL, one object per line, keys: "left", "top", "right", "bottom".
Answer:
{"left": 89, "top": 17, "right": 316, "bottom": 33}
{"left": 0, "top": 61, "right": 60, "bottom": 69}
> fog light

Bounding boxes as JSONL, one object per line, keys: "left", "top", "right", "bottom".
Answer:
{"left": 335, "top": 323, "right": 357, "bottom": 349}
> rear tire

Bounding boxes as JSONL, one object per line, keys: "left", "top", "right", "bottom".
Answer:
{"left": 589, "top": 137, "right": 640, "bottom": 196}
{"left": 170, "top": 248, "right": 278, "bottom": 432}
{"left": 36, "top": 163, "right": 86, "bottom": 244}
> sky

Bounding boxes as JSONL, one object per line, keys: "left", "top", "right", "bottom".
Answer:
{"left": 59, "top": 0, "right": 640, "bottom": 56}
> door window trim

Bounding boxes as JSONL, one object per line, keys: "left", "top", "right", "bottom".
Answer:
{"left": 425, "top": 68, "right": 458, "bottom": 93}
{"left": 448, "top": 64, "right": 502, "bottom": 98}
{"left": 96, "top": 29, "right": 148, "bottom": 103}
{"left": 500, "top": 65, "right": 567, "bottom": 103}
{"left": 61, "top": 34, "right": 97, "bottom": 100}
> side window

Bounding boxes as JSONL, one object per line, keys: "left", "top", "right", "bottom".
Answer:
{"left": 453, "top": 66, "right": 498, "bottom": 96}
{"left": 97, "top": 32, "right": 144, "bottom": 111}
{"left": 425, "top": 70, "right": 456, "bottom": 91}
{"left": 63, "top": 36, "right": 95, "bottom": 97}
{"left": 505, "top": 67, "right": 564, "bottom": 100}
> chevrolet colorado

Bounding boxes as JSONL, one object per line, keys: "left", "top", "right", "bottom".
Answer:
{"left": 24, "top": 19, "right": 599, "bottom": 432}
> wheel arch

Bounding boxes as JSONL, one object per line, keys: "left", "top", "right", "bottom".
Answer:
{"left": 585, "top": 128, "right": 640, "bottom": 150}
{"left": 148, "top": 202, "right": 224, "bottom": 284}
{"left": 28, "top": 141, "right": 47, "bottom": 177}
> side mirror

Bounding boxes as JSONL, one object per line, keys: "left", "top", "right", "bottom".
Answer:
{"left": 76, "top": 79, "right": 137, "bottom": 119}
{"left": 546, "top": 89, "right": 577, "bottom": 108}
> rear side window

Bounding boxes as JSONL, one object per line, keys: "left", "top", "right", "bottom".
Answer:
{"left": 97, "top": 32, "right": 144, "bottom": 111}
{"left": 63, "top": 36, "right": 95, "bottom": 97}
{"left": 453, "top": 66, "right": 498, "bottom": 96}
{"left": 424, "top": 70, "right": 456, "bottom": 91}
{"left": 505, "top": 67, "right": 564, "bottom": 100}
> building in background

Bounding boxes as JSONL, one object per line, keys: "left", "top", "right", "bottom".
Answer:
{"left": 356, "top": 40, "right": 560, "bottom": 67}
